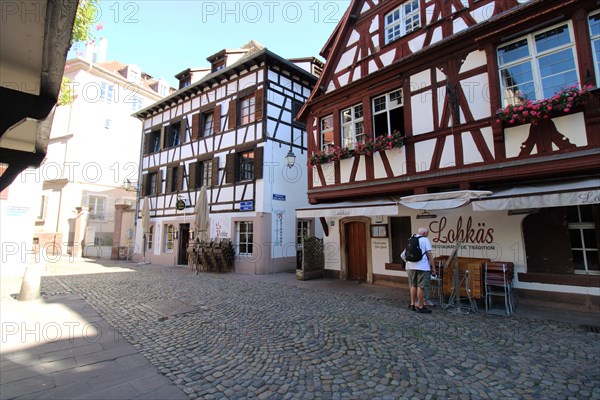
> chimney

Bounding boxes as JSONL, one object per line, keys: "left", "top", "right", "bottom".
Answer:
{"left": 97, "top": 37, "right": 108, "bottom": 63}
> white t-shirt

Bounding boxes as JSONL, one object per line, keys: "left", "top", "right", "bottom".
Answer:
{"left": 402, "top": 236, "right": 432, "bottom": 271}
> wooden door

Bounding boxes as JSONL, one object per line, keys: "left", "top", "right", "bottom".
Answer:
{"left": 523, "top": 208, "right": 573, "bottom": 274}
{"left": 345, "top": 221, "right": 367, "bottom": 281}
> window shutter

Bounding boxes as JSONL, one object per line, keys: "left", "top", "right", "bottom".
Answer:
{"left": 214, "top": 105, "right": 221, "bottom": 134}
{"left": 141, "top": 174, "right": 148, "bottom": 196}
{"left": 227, "top": 99, "right": 237, "bottom": 130}
{"left": 180, "top": 117, "right": 187, "bottom": 144}
{"left": 156, "top": 170, "right": 163, "bottom": 195}
{"left": 160, "top": 126, "right": 166, "bottom": 150}
{"left": 177, "top": 166, "right": 184, "bottom": 191}
{"left": 188, "top": 162, "right": 197, "bottom": 190}
{"left": 143, "top": 133, "right": 150, "bottom": 155}
{"left": 81, "top": 192, "right": 89, "bottom": 208}
{"left": 192, "top": 113, "right": 200, "bottom": 141}
{"left": 165, "top": 167, "right": 173, "bottom": 194}
{"left": 211, "top": 157, "right": 220, "bottom": 187}
{"left": 254, "top": 89, "right": 264, "bottom": 121}
{"left": 225, "top": 153, "right": 236, "bottom": 184}
{"left": 254, "top": 146, "right": 263, "bottom": 180}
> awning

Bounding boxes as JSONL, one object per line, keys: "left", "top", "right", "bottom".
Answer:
{"left": 472, "top": 178, "right": 600, "bottom": 211}
{"left": 296, "top": 201, "right": 400, "bottom": 218}
{"left": 399, "top": 190, "right": 492, "bottom": 211}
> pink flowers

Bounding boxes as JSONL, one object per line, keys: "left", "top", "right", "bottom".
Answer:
{"left": 497, "top": 85, "right": 594, "bottom": 125}
{"left": 308, "top": 131, "right": 404, "bottom": 167}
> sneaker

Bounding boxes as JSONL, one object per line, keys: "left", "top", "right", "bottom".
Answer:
{"left": 416, "top": 307, "right": 432, "bottom": 314}
{"left": 408, "top": 304, "right": 415, "bottom": 311}
{"left": 424, "top": 300, "right": 436, "bottom": 307}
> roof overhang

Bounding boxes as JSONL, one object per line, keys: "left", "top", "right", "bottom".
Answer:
{"left": 297, "top": 200, "right": 400, "bottom": 218}
{"left": 0, "top": 0, "right": 78, "bottom": 191}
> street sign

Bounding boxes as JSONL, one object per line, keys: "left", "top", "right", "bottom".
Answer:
{"left": 273, "top": 194, "right": 286, "bottom": 201}
{"left": 240, "top": 201, "right": 254, "bottom": 211}
{"left": 176, "top": 199, "right": 186, "bottom": 211}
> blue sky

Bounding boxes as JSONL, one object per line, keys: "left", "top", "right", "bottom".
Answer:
{"left": 70, "top": 1, "right": 351, "bottom": 87}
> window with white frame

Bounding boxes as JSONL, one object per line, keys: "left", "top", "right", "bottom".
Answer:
{"left": 131, "top": 96, "right": 143, "bottom": 112}
{"left": 297, "top": 219, "right": 311, "bottom": 247}
{"left": 372, "top": 89, "right": 404, "bottom": 137}
{"left": 568, "top": 205, "right": 599, "bottom": 275}
{"left": 203, "top": 111, "right": 214, "bottom": 136}
{"left": 238, "top": 150, "right": 255, "bottom": 181}
{"left": 165, "top": 224, "right": 175, "bottom": 252}
{"left": 147, "top": 225, "right": 154, "bottom": 250}
{"left": 590, "top": 11, "right": 600, "bottom": 84}
{"left": 88, "top": 195, "right": 107, "bottom": 220}
{"left": 320, "top": 115, "right": 334, "bottom": 150}
{"left": 240, "top": 95, "right": 256, "bottom": 125}
{"left": 100, "top": 82, "right": 114, "bottom": 103}
{"left": 341, "top": 104, "right": 364, "bottom": 149}
{"left": 238, "top": 221, "right": 253, "bottom": 255}
{"left": 200, "top": 160, "right": 212, "bottom": 187}
{"left": 384, "top": 1, "right": 420, "bottom": 45}
{"left": 497, "top": 22, "right": 578, "bottom": 107}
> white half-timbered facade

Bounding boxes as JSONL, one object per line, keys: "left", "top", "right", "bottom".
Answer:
{"left": 135, "top": 41, "right": 321, "bottom": 273}
{"left": 298, "top": 0, "right": 600, "bottom": 311}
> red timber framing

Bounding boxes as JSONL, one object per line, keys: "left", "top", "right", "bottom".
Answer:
{"left": 299, "top": 0, "right": 600, "bottom": 204}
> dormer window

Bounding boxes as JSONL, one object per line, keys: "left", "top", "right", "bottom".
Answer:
{"left": 129, "top": 69, "right": 139, "bottom": 84}
{"left": 212, "top": 59, "right": 225, "bottom": 73}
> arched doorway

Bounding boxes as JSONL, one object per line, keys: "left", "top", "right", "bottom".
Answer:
{"left": 340, "top": 217, "right": 372, "bottom": 283}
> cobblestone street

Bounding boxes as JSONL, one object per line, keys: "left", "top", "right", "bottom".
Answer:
{"left": 3, "top": 259, "right": 599, "bottom": 399}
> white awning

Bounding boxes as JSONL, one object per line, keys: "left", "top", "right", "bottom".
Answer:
{"left": 472, "top": 178, "right": 600, "bottom": 211}
{"left": 296, "top": 201, "right": 400, "bottom": 218}
{"left": 399, "top": 190, "right": 492, "bottom": 211}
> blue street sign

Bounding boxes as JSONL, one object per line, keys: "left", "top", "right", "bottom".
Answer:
{"left": 240, "top": 201, "right": 254, "bottom": 211}
{"left": 273, "top": 194, "right": 286, "bottom": 201}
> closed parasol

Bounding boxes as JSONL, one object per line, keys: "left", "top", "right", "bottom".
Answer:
{"left": 141, "top": 197, "right": 150, "bottom": 258}
{"left": 194, "top": 187, "right": 209, "bottom": 242}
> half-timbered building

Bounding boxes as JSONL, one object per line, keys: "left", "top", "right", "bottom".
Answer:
{"left": 134, "top": 41, "right": 322, "bottom": 273}
{"left": 297, "top": 0, "right": 600, "bottom": 311}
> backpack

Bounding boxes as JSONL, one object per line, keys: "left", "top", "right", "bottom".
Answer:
{"left": 405, "top": 235, "right": 424, "bottom": 262}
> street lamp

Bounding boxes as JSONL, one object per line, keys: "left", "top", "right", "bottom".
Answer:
{"left": 285, "top": 149, "right": 296, "bottom": 168}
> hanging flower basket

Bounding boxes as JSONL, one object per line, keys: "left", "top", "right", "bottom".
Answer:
{"left": 496, "top": 85, "right": 594, "bottom": 126}
{"left": 308, "top": 131, "right": 404, "bottom": 167}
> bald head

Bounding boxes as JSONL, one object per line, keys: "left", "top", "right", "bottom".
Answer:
{"left": 417, "top": 227, "right": 429, "bottom": 236}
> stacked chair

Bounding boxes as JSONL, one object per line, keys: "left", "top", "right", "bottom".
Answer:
{"left": 484, "top": 262, "right": 515, "bottom": 316}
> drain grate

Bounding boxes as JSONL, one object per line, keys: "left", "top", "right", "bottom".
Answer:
{"left": 580, "top": 324, "right": 600, "bottom": 333}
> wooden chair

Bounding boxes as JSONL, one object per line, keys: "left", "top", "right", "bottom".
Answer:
{"left": 484, "top": 262, "right": 515, "bottom": 316}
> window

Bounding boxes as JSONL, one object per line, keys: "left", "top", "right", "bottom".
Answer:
{"left": 341, "top": 104, "right": 364, "bottom": 149}
{"left": 147, "top": 225, "right": 153, "bottom": 250}
{"left": 384, "top": 1, "right": 421, "bottom": 45}
{"left": 164, "top": 122, "right": 181, "bottom": 149}
{"left": 165, "top": 224, "right": 175, "bottom": 252}
{"left": 203, "top": 111, "right": 214, "bottom": 136}
{"left": 590, "top": 11, "right": 600, "bottom": 83}
{"left": 131, "top": 96, "right": 143, "bottom": 112}
{"left": 372, "top": 89, "right": 404, "bottom": 137}
{"left": 238, "top": 151, "right": 255, "bottom": 181}
{"left": 238, "top": 221, "right": 253, "bottom": 255}
{"left": 88, "top": 195, "right": 106, "bottom": 220}
{"left": 100, "top": 83, "right": 114, "bottom": 103}
{"left": 320, "top": 115, "right": 334, "bottom": 150}
{"left": 568, "top": 205, "right": 599, "bottom": 275}
{"left": 147, "top": 171, "right": 160, "bottom": 195}
{"left": 497, "top": 23, "right": 578, "bottom": 107}
{"left": 167, "top": 166, "right": 181, "bottom": 193}
{"left": 104, "top": 119, "right": 111, "bottom": 129}
{"left": 297, "top": 220, "right": 311, "bottom": 246}
{"left": 199, "top": 160, "right": 212, "bottom": 187}
{"left": 240, "top": 95, "right": 256, "bottom": 125}
{"left": 292, "top": 100, "right": 305, "bottom": 128}
{"left": 148, "top": 130, "right": 161, "bottom": 153}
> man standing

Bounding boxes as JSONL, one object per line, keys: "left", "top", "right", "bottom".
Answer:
{"left": 402, "top": 227, "right": 436, "bottom": 313}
